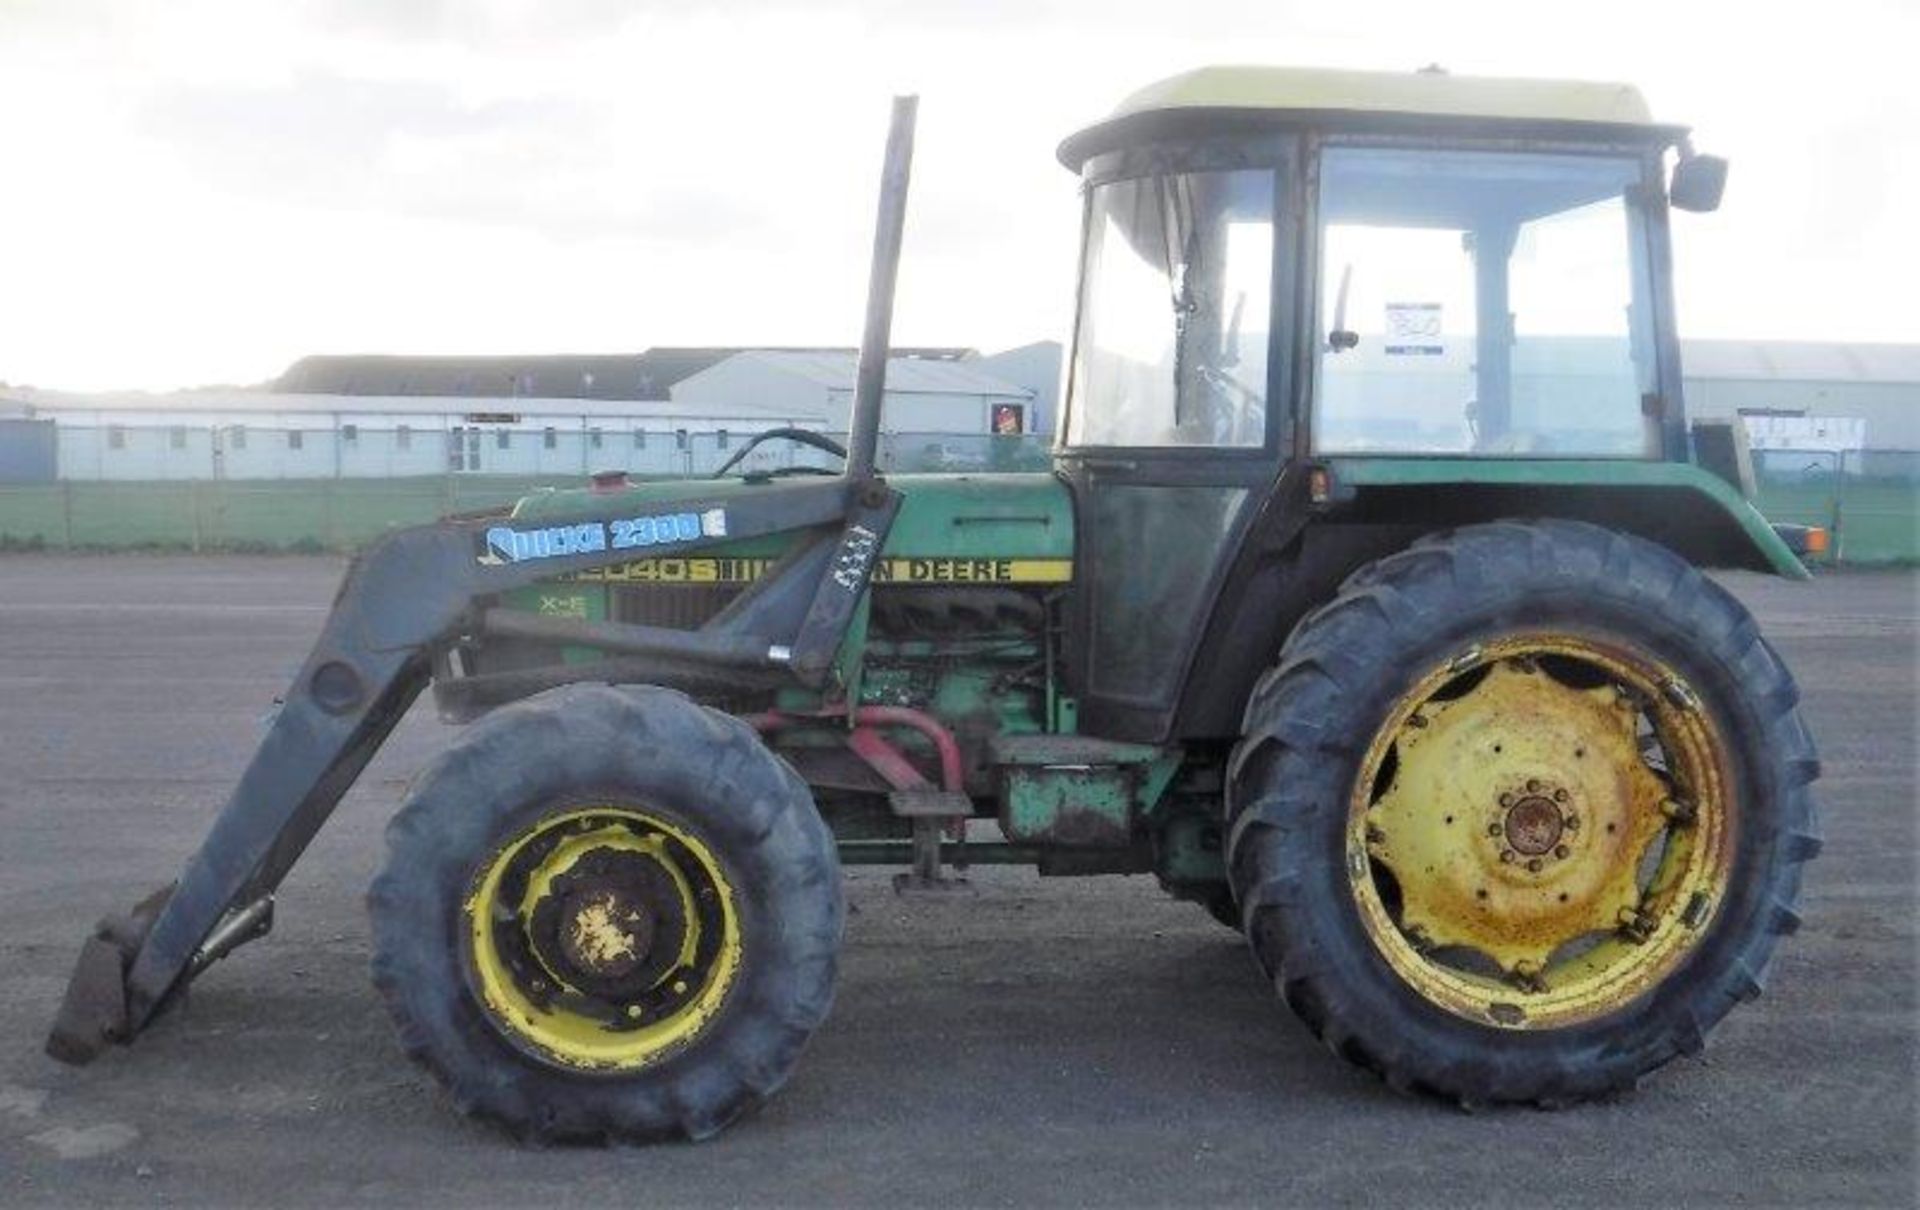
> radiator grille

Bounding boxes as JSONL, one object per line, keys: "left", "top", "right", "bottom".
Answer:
{"left": 609, "top": 584, "right": 744, "bottom": 630}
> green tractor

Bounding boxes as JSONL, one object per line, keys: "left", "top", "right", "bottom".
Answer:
{"left": 50, "top": 66, "right": 1822, "bottom": 1141}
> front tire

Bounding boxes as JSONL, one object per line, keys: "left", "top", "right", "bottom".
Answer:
{"left": 369, "top": 684, "right": 842, "bottom": 1142}
{"left": 1226, "top": 520, "right": 1820, "bottom": 1105}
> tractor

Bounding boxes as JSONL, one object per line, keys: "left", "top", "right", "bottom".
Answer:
{"left": 49, "top": 66, "right": 1822, "bottom": 1141}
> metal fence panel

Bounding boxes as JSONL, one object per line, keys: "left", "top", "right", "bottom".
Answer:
{"left": 1752, "top": 449, "right": 1920, "bottom": 565}
{"left": 0, "top": 485, "right": 68, "bottom": 545}
{"left": 0, "top": 424, "right": 1059, "bottom": 552}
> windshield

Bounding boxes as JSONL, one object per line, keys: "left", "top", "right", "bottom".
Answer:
{"left": 1066, "top": 168, "right": 1275, "bottom": 448}
{"left": 1313, "top": 147, "right": 1659, "bottom": 456}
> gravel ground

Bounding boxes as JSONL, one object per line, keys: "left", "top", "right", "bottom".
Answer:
{"left": 0, "top": 555, "right": 1913, "bottom": 1208}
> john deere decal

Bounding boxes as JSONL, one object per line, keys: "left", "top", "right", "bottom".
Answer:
{"left": 568, "top": 556, "right": 1072, "bottom": 584}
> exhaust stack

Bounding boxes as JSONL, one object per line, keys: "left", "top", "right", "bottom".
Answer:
{"left": 843, "top": 95, "right": 918, "bottom": 483}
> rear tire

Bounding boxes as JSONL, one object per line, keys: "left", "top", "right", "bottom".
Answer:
{"left": 1226, "top": 520, "right": 1820, "bottom": 1105}
{"left": 369, "top": 683, "right": 841, "bottom": 1142}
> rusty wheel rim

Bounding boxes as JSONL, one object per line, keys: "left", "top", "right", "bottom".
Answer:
{"left": 1347, "top": 633, "right": 1737, "bottom": 1030}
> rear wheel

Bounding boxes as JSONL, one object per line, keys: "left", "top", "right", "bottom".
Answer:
{"left": 369, "top": 684, "right": 841, "bottom": 1142}
{"left": 1227, "top": 520, "right": 1820, "bottom": 1104}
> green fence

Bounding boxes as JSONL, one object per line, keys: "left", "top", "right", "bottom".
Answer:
{"left": 1751, "top": 450, "right": 1920, "bottom": 566}
{"left": 0, "top": 476, "right": 569, "bottom": 552}
{"left": 3, "top": 452, "right": 1914, "bottom": 562}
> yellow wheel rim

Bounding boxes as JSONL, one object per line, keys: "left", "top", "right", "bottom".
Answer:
{"left": 462, "top": 804, "right": 742, "bottom": 1071}
{"left": 1349, "top": 634, "right": 1736, "bottom": 1030}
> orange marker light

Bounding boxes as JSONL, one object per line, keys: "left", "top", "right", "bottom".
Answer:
{"left": 1309, "top": 466, "right": 1333, "bottom": 504}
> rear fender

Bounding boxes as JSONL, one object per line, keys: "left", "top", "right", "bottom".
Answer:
{"left": 1169, "top": 458, "right": 1808, "bottom": 742}
{"left": 1325, "top": 458, "right": 1808, "bottom": 580}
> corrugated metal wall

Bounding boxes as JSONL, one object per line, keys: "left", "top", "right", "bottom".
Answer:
{"left": 0, "top": 419, "right": 57, "bottom": 483}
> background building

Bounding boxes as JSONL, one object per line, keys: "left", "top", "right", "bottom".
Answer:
{"left": 273, "top": 346, "right": 981, "bottom": 403}
{"left": 0, "top": 345, "right": 1048, "bottom": 482}
{"left": 2, "top": 339, "right": 1910, "bottom": 484}
{"left": 670, "top": 350, "right": 1038, "bottom": 436}
{"left": 971, "top": 341, "right": 1064, "bottom": 434}
{"left": 1680, "top": 340, "right": 1920, "bottom": 450}
{"left": 1026, "top": 337, "right": 1916, "bottom": 452}
{"left": 17, "top": 391, "right": 826, "bottom": 481}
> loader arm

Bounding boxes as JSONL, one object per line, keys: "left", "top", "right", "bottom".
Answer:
{"left": 48, "top": 475, "right": 897, "bottom": 1063}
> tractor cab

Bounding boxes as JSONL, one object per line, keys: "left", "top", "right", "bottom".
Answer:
{"left": 1049, "top": 66, "right": 1741, "bottom": 739}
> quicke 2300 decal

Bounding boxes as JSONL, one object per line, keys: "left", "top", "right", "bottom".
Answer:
{"left": 478, "top": 508, "right": 730, "bottom": 565}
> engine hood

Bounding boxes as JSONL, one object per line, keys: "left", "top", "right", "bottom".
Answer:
{"left": 508, "top": 472, "right": 1076, "bottom": 568}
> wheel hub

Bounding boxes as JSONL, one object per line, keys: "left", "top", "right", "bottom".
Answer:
{"left": 1349, "top": 636, "right": 1736, "bottom": 1029}
{"left": 1501, "top": 793, "right": 1565, "bottom": 857}
{"left": 526, "top": 845, "right": 689, "bottom": 1000}
{"left": 560, "top": 888, "right": 653, "bottom": 978}
{"left": 1497, "top": 787, "right": 1574, "bottom": 871}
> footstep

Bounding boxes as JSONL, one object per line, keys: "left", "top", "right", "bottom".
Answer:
{"left": 27, "top": 1122, "right": 140, "bottom": 1160}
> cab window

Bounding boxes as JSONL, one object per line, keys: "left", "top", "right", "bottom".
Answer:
{"left": 1314, "top": 147, "right": 1658, "bottom": 456}
{"left": 1067, "top": 168, "right": 1276, "bottom": 448}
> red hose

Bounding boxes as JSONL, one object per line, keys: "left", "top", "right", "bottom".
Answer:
{"left": 744, "top": 705, "right": 964, "bottom": 793}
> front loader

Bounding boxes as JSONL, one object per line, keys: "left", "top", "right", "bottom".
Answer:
{"left": 50, "top": 67, "right": 1822, "bottom": 1141}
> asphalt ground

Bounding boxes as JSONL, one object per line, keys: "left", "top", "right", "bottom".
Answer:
{"left": 0, "top": 555, "right": 1913, "bottom": 1208}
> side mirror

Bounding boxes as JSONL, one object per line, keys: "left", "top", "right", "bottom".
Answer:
{"left": 1670, "top": 152, "right": 1729, "bottom": 213}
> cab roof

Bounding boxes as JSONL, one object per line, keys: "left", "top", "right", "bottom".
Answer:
{"left": 1059, "top": 65, "right": 1673, "bottom": 170}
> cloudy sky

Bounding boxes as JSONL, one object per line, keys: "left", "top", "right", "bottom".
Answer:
{"left": 1, "top": 0, "right": 1914, "bottom": 390}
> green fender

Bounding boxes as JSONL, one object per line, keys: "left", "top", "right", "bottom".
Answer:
{"left": 1328, "top": 458, "right": 1810, "bottom": 580}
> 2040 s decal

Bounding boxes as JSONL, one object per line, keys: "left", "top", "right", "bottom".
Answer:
{"left": 480, "top": 508, "right": 730, "bottom": 565}
{"left": 567, "top": 556, "right": 1075, "bottom": 585}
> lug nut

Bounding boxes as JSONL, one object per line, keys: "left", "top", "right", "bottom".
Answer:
{"left": 1553, "top": 788, "right": 1568, "bottom": 802}
{"left": 1500, "top": 793, "right": 1515, "bottom": 807}
{"left": 1526, "top": 779, "right": 1542, "bottom": 793}
{"left": 1564, "top": 815, "right": 1580, "bottom": 832}
{"left": 1488, "top": 822, "right": 1504, "bottom": 837}
{"left": 1618, "top": 906, "right": 1658, "bottom": 943}
{"left": 1554, "top": 844, "right": 1570, "bottom": 859}
{"left": 1661, "top": 798, "right": 1698, "bottom": 825}
{"left": 1526, "top": 857, "right": 1544, "bottom": 872}
{"left": 1500, "top": 850, "right": 1517, "bottom": 864}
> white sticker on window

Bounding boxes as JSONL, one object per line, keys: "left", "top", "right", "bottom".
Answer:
{"left": 1384, "top": 302, "right": 1443, "bottom": 356}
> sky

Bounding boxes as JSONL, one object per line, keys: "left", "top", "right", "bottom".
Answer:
{"left": 0, "top": 0, "right": 1914, "bottom": 392}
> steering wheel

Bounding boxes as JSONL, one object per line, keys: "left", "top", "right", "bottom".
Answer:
{"left": 711, "top": 427, "right": 849, "bottom": 479}
{"left": 1196, "top": 365, "right": 1266, "bottom": 445}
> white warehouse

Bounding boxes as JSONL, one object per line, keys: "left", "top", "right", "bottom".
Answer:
{"left": 1, "top": 345, "right": 1055, "bottom": 482}
{"left": 671, "top": 351, "right": 1039, "bottom": 438}
{"left": 19, "top": 391, "right": 827, "bottom": 481}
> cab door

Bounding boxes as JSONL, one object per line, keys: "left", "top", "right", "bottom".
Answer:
{"left": 1056, "top": 152, "right": 1297, "bottom": 741}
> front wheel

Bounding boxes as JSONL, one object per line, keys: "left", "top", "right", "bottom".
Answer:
{"left": 369, "top": 684, "right": 842, "bottom": 1142}
{"left": 1226, "top": 520, "right": 1820, "bottom": 1105}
